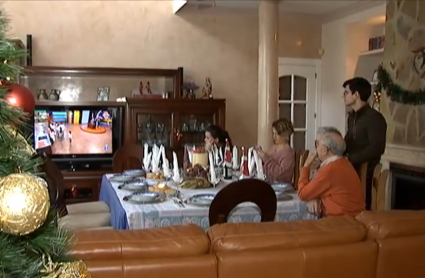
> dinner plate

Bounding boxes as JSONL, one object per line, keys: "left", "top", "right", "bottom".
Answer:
{"left": 119, "top": 180, "right": 149, "bottom": 191}
{"left": 110, "top": 174, "right": 134, "bottom": 183}
{"left": 276, "top": 193, "right": 293, "bottom": 202}
{"left": 123, "top": 192, "right": 165, "bottom": 204}
{"left": 123, "top": 169, "right": 146, "bottom": 177}
{"left": 185, "top": 193, "right": 216, "bottom": 207}
{"left": 271, "top": 183, "right": 294, "bottom": 193}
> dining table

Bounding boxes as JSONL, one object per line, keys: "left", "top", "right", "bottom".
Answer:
{"left": 99, "top": 174, "right": 317, "bottom": 230}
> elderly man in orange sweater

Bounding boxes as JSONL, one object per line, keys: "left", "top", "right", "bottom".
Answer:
{"left": 298, "top": 127, "right": 365, "bottom": 217}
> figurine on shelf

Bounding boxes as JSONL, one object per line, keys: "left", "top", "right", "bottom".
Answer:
{"left": 146, "top": 81, "right": 152, "bottom": 94}
{"left": 202, "top": 77, "right": 213, "bottom": 99}
{"left": 182, "top": 80, "right": 199, "bottom": 99}
{"left": 139, "top": 81, "right": 144, "bottom": 95}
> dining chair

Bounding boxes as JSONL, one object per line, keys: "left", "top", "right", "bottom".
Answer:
{"left": 358, "top": 162, "right": 369, "bottom": 204}
{"left": 376, "top": 169, "right": 389, "bottom": 211}
{"left": 208, "top": 179, "right": 277, "bottom": 227}
{"left": 371, "top": 163, "right": 383, "bottom": 211}
{"left": 42, "top": 157, "right": 112, "bottom": 231}
{"left": 112, "top": 143, "right": 144, "bottom": 173}
{"left": 293, "top": 149, "right": 309, "bottom": 189}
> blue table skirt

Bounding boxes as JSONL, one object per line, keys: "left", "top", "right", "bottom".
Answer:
{"left": 100, "top": 175, "right": 129, "bottom": 229}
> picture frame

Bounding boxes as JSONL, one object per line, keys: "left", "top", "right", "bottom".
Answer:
{"left": 97, "top": 86, "right": 110, "bottom": 101}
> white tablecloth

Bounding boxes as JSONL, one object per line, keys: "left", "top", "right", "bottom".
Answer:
{"left": 104, "top": 174, "right": 316, "bottom": 230}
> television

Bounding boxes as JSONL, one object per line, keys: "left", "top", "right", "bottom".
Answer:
{"left": 33, "top": 103, "right": 123, "bottom": 169}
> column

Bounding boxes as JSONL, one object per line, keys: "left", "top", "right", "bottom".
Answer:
{"left": 257, "top": 0, "right": 279, "bottom": 149}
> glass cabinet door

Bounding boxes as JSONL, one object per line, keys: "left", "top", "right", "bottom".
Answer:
{"left": 134, "top": 111, "right": 173, "bottom": 147}
{"left": 179, "top": 113, "right": 215, "bottom": 146}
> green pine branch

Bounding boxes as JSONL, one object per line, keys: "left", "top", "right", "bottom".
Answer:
{"left": 0, "top": 4, "right": 77, "bottom": 278}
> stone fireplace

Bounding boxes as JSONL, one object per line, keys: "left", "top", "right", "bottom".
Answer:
{"left": 381, "top": 144, "right": 425, "bottom": 210}
{"left": 378, "top": 1, "right": 425, "bottom": 210}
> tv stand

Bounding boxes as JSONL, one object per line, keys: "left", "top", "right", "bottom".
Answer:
{"left": 59, "top": 162, "right": 113, "bottom": 205}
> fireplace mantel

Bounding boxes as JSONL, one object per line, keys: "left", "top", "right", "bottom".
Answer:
{"left": 381, "top": 144, "right": 425, "bottom": 168}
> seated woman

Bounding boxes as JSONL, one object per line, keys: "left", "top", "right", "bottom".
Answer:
{"left": 255, "top": 118, "right": 295, "bottom": 184}
{"left": 204, "top": 125, "right": 232, "bottom": 150}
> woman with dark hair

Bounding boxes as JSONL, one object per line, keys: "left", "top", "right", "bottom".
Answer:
{"left": 204, "top": 125, "right": 232, "bottom": 150}
{"left": 255, "top": 118, "right": 295, "bottom": 184}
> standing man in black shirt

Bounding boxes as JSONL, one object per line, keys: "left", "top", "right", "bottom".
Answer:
{"left": 343, "top": 77, "right": 387, "bottom": 210}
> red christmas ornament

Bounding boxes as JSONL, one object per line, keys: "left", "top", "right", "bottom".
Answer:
{"left": 4, "top": 83, "right": 35, "bottom": 114}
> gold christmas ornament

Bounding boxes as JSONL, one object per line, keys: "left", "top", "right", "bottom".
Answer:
{"left": 0, "top": 173, "right": 50, "bottom": 235}
{"left": 40, "top": 255, "right": 91, "bottom": 278}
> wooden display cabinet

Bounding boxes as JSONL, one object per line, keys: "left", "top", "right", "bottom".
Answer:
{"left": 124, "top": 98, "right": 226, "bottom": 163}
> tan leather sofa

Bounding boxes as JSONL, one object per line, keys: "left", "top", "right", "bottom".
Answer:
{"left": 70, "top": 210, "right": 425, "bottom": 278}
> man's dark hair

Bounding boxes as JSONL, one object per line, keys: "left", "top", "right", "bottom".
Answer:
{"left": 342, "top": 77, "right": 371, "bottom": 102}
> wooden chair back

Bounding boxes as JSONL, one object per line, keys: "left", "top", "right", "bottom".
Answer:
{"left": 357, "top": 162, "right": 368, "bottom": 203}
{"left": 41, "top": 157, "right": 68, "bottom": 217}
{"left": 112, "top": 144, "right": 144, "bottom": 173}
{"left": 209, "top": 179, "right": 277, "bottom": 226}
{"left": 371, "top": 163, "right": 383, "bottom": 210}
{"left": 293, "top": 150, "right": 309, "bottom": 189}
{"left": 376, "top": 169, "right": 389, "bottom": 211}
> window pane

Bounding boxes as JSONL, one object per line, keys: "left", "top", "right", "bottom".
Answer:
{"left": 294, "top": 75, "right": 307, "bottom": 101}
{"left": 293, "top": 131, "right": 305, "bottom": 150}
{"left": 279, "top": 75, "right": 291, "bottom": 100}
{"left": 278, "top": 104, "right": 291, "bottom": 121}
{"left": 293, "top": 103, "right": 306, "bottom": 128}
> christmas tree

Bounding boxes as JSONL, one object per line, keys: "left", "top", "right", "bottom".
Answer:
{"left": 0, "top": 6, "right": 90, "bottom": 278}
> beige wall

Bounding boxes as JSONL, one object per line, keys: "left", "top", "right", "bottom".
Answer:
{"left": 4, "top": 1, "right": 321, "bottom": 147}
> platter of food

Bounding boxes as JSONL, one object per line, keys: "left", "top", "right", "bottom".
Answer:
{"left": 146, "top": 172, "right": 166, "bottom": 181}
{"left": 149, "top": 181, "right": 178, "bottom": 196}
{"left": 179, "top": 178, "right": 211, "bottom": 189}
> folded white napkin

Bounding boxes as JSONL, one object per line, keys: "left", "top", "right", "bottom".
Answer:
{"left": 252, "top": 149, "right": 265, "bottom": 180}
{"left": 213, "top": 145, "right": 220, "bottom": 166}
{"left": 142, "top": 143, "right": 152, "bottom": 171}
{"left": 232, "top": 146, "right": 239, "bottom": 170}
{"left": 208, "top": 151, "right": 218, "bottom": 186}
{"left": 172, "top": 151, "right": 181, "bottom": 183}
{"left": 151, "top": 145, "right": 161, "bottom": 173}
{"left": 163, "top": 158, "right": 171, "bottom": 178}
{"left": 160, "top": 145, "right": 167, "bottom": 165}
{"left": 219, "top": 147, "right": 224, "bottom": 165}
{"left": 248, "top": 147, "right": 256, "bottom": 176}
{"left": 187, "top": 145, "right": 195, "bottom": 164}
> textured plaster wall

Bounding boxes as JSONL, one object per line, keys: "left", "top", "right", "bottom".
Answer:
{"left": 4, "top": 1, "right": 321, "bottom": 147}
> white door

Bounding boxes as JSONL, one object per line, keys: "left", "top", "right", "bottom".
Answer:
{"left": 278, "top": 63, "right": 317, "bottom": 150}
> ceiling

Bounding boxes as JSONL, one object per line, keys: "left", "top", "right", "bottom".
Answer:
{"left": 184, "top": 0, "right": 385, "bottom": 20}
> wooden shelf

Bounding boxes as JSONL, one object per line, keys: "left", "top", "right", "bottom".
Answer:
{"left": 359, "top": 48, "right": 384, "bottom": 56}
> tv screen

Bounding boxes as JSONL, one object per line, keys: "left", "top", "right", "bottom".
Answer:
{"left": 33, "top": 106, "right": 121, "bottom": 160}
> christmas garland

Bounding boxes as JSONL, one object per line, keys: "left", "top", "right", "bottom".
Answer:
{"left": 376, "top": 64, "right": 425, "bottom": 105}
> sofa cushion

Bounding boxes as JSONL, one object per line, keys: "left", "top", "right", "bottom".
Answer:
{"left": 356, "top": 210, "right": 425, "bottom": 239}
{"left": 70, "top": 224, "right": 210, "bottom": 260}
{"left": 208, "top": 216, "right": 365, "bottom": 253}
{"left": 59, "top": 212, "right": 111, "bottom": 231}
{"left": 67, "top": 201, "right": 110, "bottom": 214}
